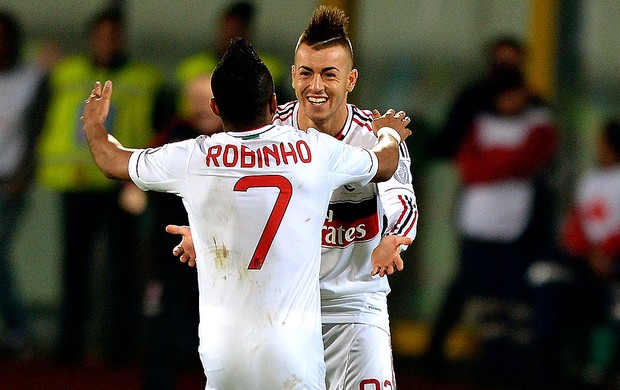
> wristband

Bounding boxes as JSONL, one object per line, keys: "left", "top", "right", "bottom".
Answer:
{"left": 377, "top": 127, "right": 402, "bottom": 144}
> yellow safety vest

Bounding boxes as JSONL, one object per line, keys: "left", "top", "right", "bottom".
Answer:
{"left": 37, "top": 55, "right": 164, "bottom": 192}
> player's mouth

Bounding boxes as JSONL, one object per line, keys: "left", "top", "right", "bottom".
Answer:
{"left": 307, "top": 96, "right": 327, "bottom": 105}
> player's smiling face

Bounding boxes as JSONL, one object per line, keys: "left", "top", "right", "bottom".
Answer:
{"left": 292, "top": 43, "right": 357, "bottom": 135}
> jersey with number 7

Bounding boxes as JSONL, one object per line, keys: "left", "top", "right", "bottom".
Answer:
{"left": 129, "top": 123, "right": 379, "bottom": 389}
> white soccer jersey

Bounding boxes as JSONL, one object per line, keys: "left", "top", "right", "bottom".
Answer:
{"left": 129, "top": 124, "right": 378, "bottom": 390}
{"left": 273, "top": 101, "right": 418, "bottom": 333}
{"left": 575, "top": 166, "right": 620, "bottom": 245}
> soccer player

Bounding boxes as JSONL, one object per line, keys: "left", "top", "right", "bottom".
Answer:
{"left": 80, "top": 38, "right": 411, "bottom": 389}
{"left": 171, "top": 6, "right": 418, "bottom": 389}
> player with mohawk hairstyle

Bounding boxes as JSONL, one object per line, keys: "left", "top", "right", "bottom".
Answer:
{"left": 169, "top": 5, "right": 418, "bottom": 389}
{"left": 280, "top": 6, "right": 418, "bottom": 389}
{"left": 295, "top": 5, "right": 354, "bottom": 59}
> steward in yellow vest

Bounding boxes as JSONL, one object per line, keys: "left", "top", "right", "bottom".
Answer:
{"left": 37, "top": 19, "right": 163, "bottom": 192}
{"left": 41, "top": 8, "right": 165, "bottom": 365}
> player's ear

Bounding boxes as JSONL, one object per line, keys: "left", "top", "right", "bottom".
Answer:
{"left": 269, "top": 93, "right": 277, "bottom": 116}
{"left": 290, "top": 64, "right": 296, "bottom": 90}
{"left": 347, "top": 69, "right": 358, "bottom": 92}
{"left": 210, "top": 97, "right": 221, "bottom": 118}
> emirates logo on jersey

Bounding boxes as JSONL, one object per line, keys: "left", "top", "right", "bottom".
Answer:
{"left": 322, "top": 198, "right": 380, "bottom": 247}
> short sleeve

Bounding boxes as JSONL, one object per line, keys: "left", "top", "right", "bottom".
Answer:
{"left": 316, "top": 131, "right": 378, "bottom": 190}
{"left": 129, "top": 139, "right": 196, "bottom": 193}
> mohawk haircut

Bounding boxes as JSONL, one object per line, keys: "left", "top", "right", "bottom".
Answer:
{"left": 211, "top": 37, "right": 274, "bottom": 128}
{"left": 296, "top": 5, "right": 353, "bottom": 61}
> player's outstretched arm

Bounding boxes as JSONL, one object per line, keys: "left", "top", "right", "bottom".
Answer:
{"left": 166, "top": 224, "right": 197, "bottom": 267}
{"left": 370, "top": 109, "right": 411, "bottom": 182}
{"left": 370, "top": 235, "right": 413, "bottom": 277}
{"left": 81, "top": 80, "right": 133, "bottom": 180}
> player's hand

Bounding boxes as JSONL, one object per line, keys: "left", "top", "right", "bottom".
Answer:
{"left": 81, "top": 80, "right": 112, "bottom": 128}
{"left": 166, "top": 224, "right": 197, "bottom": 267}
{"left": 371, "top": 109, "right": 412, "bottom": 143}
{"left": 370, "top": 235, "right": 412, "bottom": 277}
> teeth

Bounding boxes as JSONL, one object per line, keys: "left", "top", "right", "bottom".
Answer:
{"left": 308, "top": 97, "right": 327, "bottom": 103}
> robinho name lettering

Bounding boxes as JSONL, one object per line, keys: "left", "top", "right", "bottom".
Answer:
{"left": 205, "top": 141, "right": 312, "bottom": 168}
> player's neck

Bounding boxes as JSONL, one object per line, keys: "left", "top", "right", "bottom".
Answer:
{"left": 222, "top": 108, "right": 274, "bottom": 133}
{"left": 298, "top": 107, "right": 348, "bottom": 138}
{"left": 222, "top": 119, "right": 271, "bottom": 133}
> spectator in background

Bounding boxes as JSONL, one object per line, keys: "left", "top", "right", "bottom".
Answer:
{"left": 174, "top": 0, "right": 290, "bottom": 118}
{"left": 140, "top": 74, "right": 222, "bottom": 390}
{"left": 35, "top": 7, "right": 164, "bottom": 365}
{"left": 560, "top": 119, "right": 620, "bottom": 388}
{"left": 425, "top": 68, "right": 558, "bottom": 386}
{"left": 0, "top": 9, "right": 47, "bottom": 358}
{"left": 432, "top": 35, "right": 543, "bottom": 159}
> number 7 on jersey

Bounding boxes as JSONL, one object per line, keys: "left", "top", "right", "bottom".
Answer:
{"left": 233, "top": 175, "right": 293, "bottom": 270}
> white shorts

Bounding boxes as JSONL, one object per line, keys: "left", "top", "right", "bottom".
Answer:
{"left": 322, "top": 323, "right": 396, "bottom": 390}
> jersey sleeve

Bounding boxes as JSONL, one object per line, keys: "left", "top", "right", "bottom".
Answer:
{"left": 129, "top": 138, "right": 195, "bottom": 193}
{"left": 317, "top": 130, "right": 378, "bottom": 190}
{"left": 378, "top": 143, "right": 418, "bottom": 246}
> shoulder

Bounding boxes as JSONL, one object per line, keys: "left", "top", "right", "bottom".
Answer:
{"left": 273, "top": 123, "right": 308, "bottom": 140}
{"left": 162, "top": 136, "right": 203, "bottom": 156}
{"left": 350, "top": 104, "right": 374, "bottom": 123}
{"left": 309, "top": 128, "right": 349, "bottom": 151}
{"left": 277, "top": 100, "right": 297, "bottom": 112}
{"left": 344, "top": 104, "right": 377, "bottom": 146}
{"left": 301, "top": 127, "right": 327, "bottom": 145}
{"left": 273, "top": 100, "right": 297, "bottom": 125}
{"left": 350, "top": 104, "right": 375, "bottom": 134}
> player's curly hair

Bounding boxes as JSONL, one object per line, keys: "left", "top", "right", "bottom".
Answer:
{"left": 296, "top": 5, "right": 353, "bottom": 61}
{"left": 211, "top": 37, "right": 274, "bottom": 128}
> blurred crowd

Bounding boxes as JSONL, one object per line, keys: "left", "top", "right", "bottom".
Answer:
{"left": 1, "top": 2, "right": 619, "bottom": 390}
{"left": 419, "top": 37, "right": 620, "bottom": 389}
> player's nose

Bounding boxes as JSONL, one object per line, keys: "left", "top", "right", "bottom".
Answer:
{"left": 310, "top": 74, "right": 324, "bottom": 91}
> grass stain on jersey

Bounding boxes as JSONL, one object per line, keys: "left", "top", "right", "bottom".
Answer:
{"left": 213, "top": 244, "right": 230, "bottom": 270}
{"left": 283, "top": 374, "right": 302, "bottom": 390}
